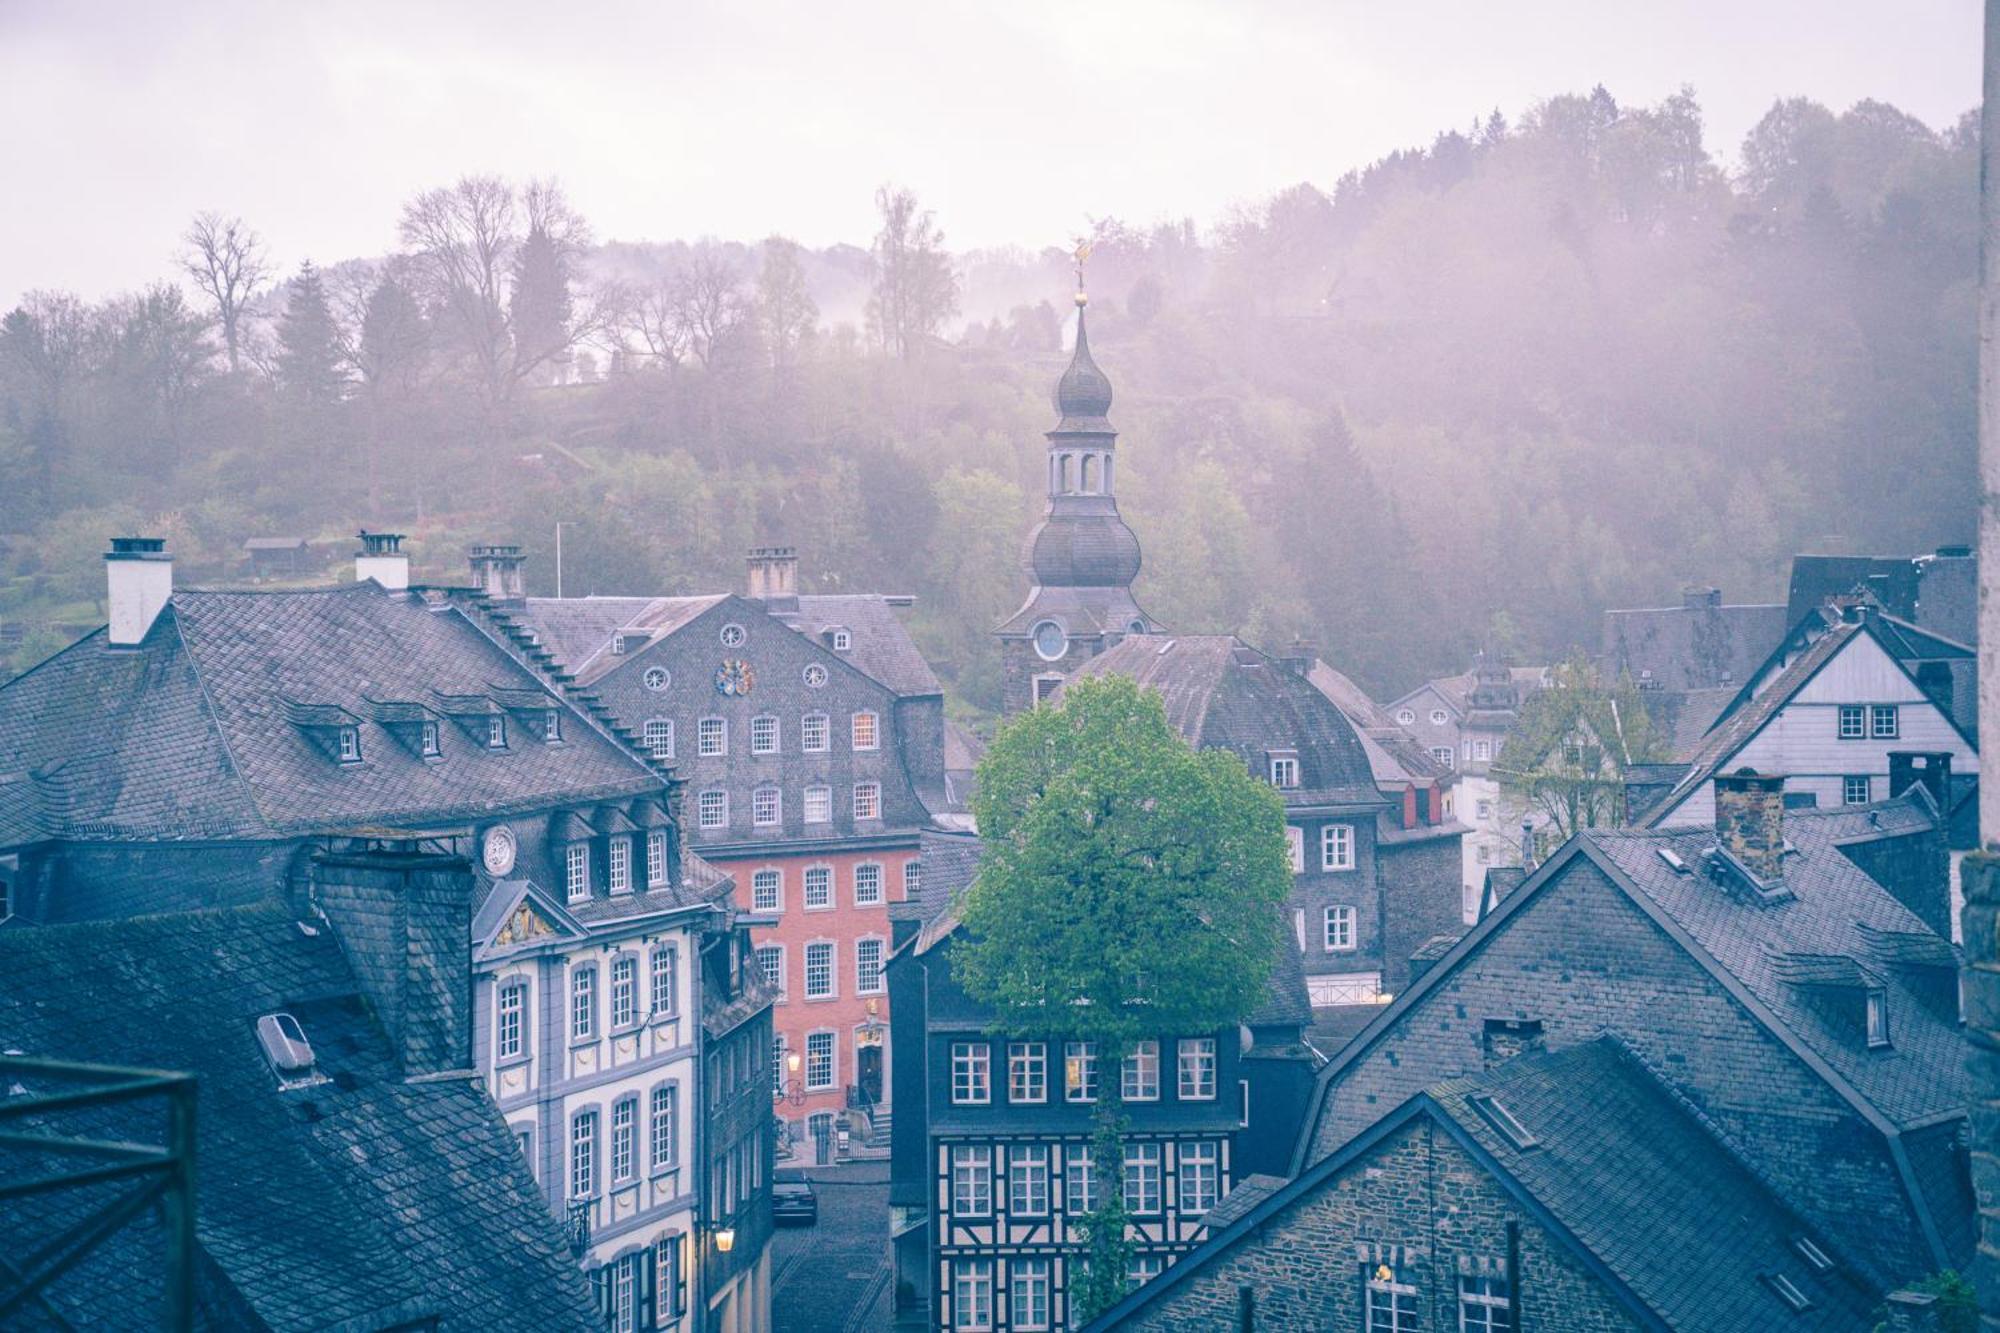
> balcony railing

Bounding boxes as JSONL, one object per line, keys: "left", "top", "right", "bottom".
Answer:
{"left": 567, "top": 1198, "right": 593, "bottom": 1257}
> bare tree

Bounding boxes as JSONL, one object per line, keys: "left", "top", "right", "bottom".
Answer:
{"left": 678, "top": 248, "right": 747, "bottom": 369}
{"left": 622, "top": 278, "right": 692, "bottom": 369}
{"left": 180, "top": 212, "right": 270, "bottom": 374}
{"left": 756, "top": 236, "right": 818, "bottom": 371}
{"left": 866, "top": 185, "right": 958, "bottom": 359}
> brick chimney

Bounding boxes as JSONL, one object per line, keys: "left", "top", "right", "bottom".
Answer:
{"left": 355, "top": 530, "right": 409, "bottom": 590}
{"left": 469, "top": 544, "right": 526, "bottom": 603}
{"left": 311, "top": 845, "right": 473, "bottom": 1077}
{"left": 1714, "top": 769, "right": 1787, "bottom": 882}
{"left": 746, "top": 546, "right": 799, "bottom": 612}
{"left": 1277, "top": 636, "right": 1316, "bottom": 678}
{"left": 105, "top": 536, "right": 172, "bottom": 647}
{"left": 1889, "top": 752, "right": 1953, "bottom": 813}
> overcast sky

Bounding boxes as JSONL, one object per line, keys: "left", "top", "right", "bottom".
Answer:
{"left": 0, "top": 0, "right": 1980, "bottom": 310}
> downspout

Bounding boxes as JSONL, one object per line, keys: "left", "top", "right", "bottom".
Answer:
{"left": 1506, "top": 1219, "right": 1522, "bottom": 1332}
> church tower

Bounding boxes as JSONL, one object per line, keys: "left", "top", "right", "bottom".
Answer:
{"left": 997, "top": 275, "right": 1159, "bottom": 713}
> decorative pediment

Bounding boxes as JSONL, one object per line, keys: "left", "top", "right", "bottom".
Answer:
{"left": 473, "top": 878, "right": 588, "bottom": 960}
{"left": 494, "top": 901, "right": 558, "bottom": 947}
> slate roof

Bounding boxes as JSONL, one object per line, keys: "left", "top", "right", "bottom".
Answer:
{"left": 1788, "top": 554, "right": 1924, "bottom": 627}
{"left": 1071, "top": 637, "right": 1384, "bottom": 809}
{"left": 1305, "top": 661, "right": 1446, "bottom": 787}
{"left": 1407, "top": 665, "right": 1548, "bottom": 718}
{"left": 0, "top": 583, "right": 663, "bottom": 844}
{"left": 1601, "top": 598, "right": 1787, "bottom": 692}
{"left": 789, "top": 594, "right": 941, "bottom": 697}
{"left": 0, "top": 904, "right": 597, "bottom": 1331}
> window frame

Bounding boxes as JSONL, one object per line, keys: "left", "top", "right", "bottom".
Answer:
{"left": 1269, "top": 754, "right": 1300, "bottom": 789}
{"left": 570, "top": 965, "right": 597, "bottom": 1042}
{"left": 1008, "top": 1143, "right": 1051, "bottom": 1217}
{"left": 1008, "top": 1041, "right": 1048, "bottom": 1104}
{"left": 802, "top": 784, "right": 832, "bottom": 825}
{"left": 610, "top": 1095, "right": 638, "bottom": 1185}
{"left": 853, "top": 862, "right": 884, "bottom": 907}
{"left": 951, "top": 1042, "right": 992, "bottom": 1105}
{"left": 650, "top": 945, "right": 678, "bottom": 1020}
{"left": 697, "top": 716, "right": 727, "bottom": 757}
{"left": 1870, "top": 704, "right": 1900, "bottom": 739}
{"left": 851, "top": 711, "right": 880, "bottom": 751}
{"left": 487, "top": 714, "right": 507, "bottom": 749}
{"left": 1177, "top": 1037, "right": 1217, "bottom": 1100}
{"left": 569, "top": 1107, "right": 598, "bottom": 1201}
{"left": 756, "top": 944, "right": 786, "bottom": 997}
{"left": 1177, "top": 1140, "right": 1219, "bottom": 1212}
{"left": 1867, "top": 989, "right": 1891, "bottom": 1048}
{"left": 1323, "top": 904, "right": 1357, "bottom": 952}
{"left": 495, "top": 979, "right": 528, "bottom": 1063}
{"left": 649, "top": 1083, "right": 678, "bottom": 1173}
{"left": 1838, "top": 704, "right": 1866, "bottom": 739}
{"left": 697, "top": 789, "right": 728, "bottom": 830}
{"left": 419, "top": 719, "right": 441, "bottom": 758}
{"left": 804, "top": 1029, "right": 836, "bottom": 1091}
{"left": 1458, "top": 1274, "right": 1512, "bottom": 1332}
{"left": 565, "top": 841, "right": 591, "bottom": 901}
{"left": 607, "top": 836, "right": 632, "bottom": 894}
{"left": 750, "top": 713, "right": 780, "bottom": 755}
{"left": 1064, "top": 1041, "right": 1098, "bottom": 1103}
{"left": 751, "top": 867, "right": 782, "bottom": 912}
{"left": 1843, "top": 774, "right": 1872, "bottom": 806}
{"left": 1122, "top": 1142, "right": 1162, "bottom": 1214}
{"left": 1010, "top": 1256, "right": 1052, "bottom": 1332}
{"left": 642, "top": 718, "right": 674, "bottom": 760}
{"left": 855, "top": 936, "right": 885, "bottom": 995}
{"left": 1122, "top": 1041, "right": 1160, "bottom": 1101}
{"left": 804, "top": 941, "right": 836, "bottom": 1000}
{"left": 610, "top": 954, "right": 639, "bottom": 1030}
{"left": 853, "top": 781, "right": 882, "bottom": 821}
{"left": 1064, "top": 1143, "right": 1096, "bottom": 1215}
{"left": 752, "top": 784, "right": 782, "bottom": 827}
{"left": 803, "top": 865, "right": 833, "bottom": 910}
{"left": 645, "top": 830, "right": 668, "bottom": 887}
{"left": 951, "top": 1154, "right": 994, "bottom": 1222}
{"left": 801, "top": 712, "right": 830, "bottom": 752}
{"left": 1321, "top": 823, "right": 1356, "bottom": 871}
{"left": 1286, "top": 825, "right": 1305, "bottom": 874}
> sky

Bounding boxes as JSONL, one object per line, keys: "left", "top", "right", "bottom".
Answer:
{"left": 0, "top": 0, "right": 1981, "bottom": 310}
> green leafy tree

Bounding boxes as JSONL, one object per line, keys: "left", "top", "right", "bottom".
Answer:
{"left": 755, "top": 236, "right": 818, "bottom": 372}
{"left": 955, "top": 674, "right": 1292, "bottom": 1320}
{"left": 1496, "top": 652, "right": 1665, "bottom": 842}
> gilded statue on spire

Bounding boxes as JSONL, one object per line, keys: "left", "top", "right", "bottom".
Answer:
{"left": 1072, "top": 238, "right": 1092, "bottom": 307}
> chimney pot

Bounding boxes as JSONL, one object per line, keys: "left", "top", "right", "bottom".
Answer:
{"left": 469, "top": 544, "right": 526, "bottom": 603}
{"left": 105, "top": 536, "right": 173, "bottom": 647}
{"left": 746, "top": 546, "right": 799, "bottom": 610}
{"left": 355, "top": 530, "right": 410, "bottom": 591}
{"left": 1714, "top": 768, "right": 1787, "bottom": 882}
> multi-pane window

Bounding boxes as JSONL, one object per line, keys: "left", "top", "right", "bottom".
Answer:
{"left": 855, "top": 938, "right": 884, "bottom": 994}
{"left": 757, "top": 945, "right": 785, "bottom": 995}
{"left": 953, "top": 1261, "right": 995, "bottom": 1332}
{"left": 803, "top": 785, "right": 832, "bottom": 824}
{"left": 752, "top": 785, "right": 781, "bottom": 826}
{"left": 950, "top": 1147, "right": 992, "bottom": 1217}
{"left": 804, "top": 866, "right": 832, "bottom": 909}
{"left": 1064, "top": 1041, "right": 1097, "bottom": 1102}
{"left": 610, "top": 1254, "right": 637, "bottom": 1333}
{"left": 802, "top": 712, "right": 830, "bottom": 752}
{"left": 1474, "top": 739, "right": 1491, "bottom": 762}
{"left": 698, "top": 790, "right": 727, "bottom": 829}
{"left": 1324, "top": 904, "right": 1357, "bottom": 951}
{"left": 420, "top": 720, "right": 441, "bottom": 757}
{"left": 1178, "top": 1141, "right": 1219, "bottom": 1211}
{"left": 650, "top": 1085, "right": 678, "bottom": 1171}
{"left": 642, "top": 718, "right": 673, "bottom": 759}
{"left": 1009, "top": 1042, "right": 1048, "bottom": 1103}
{"left": 805, "top": 942, "right": 834, "bottom": 999}
{"left": 571, "top": 966, "right": 596, "bottom": 1041}
{"left": 771, "top": 1035, "right": 788, "bottom": 1092}
{"left": 1010, "top": 1257, "right": 1052, "bottom": 1331}
{"left": 1367, "top": 1267, "right": 1420, "bottom": 1332}
{"left": 1321, "top": 823, "right": 1356, "bottom": 870}
{"left": 570, "top": 1109, "right": 597, "bottom": 1199}
{"left": 1177, "top": 1038, "right": 1216, "bottom": 1100}
{"left": 1269, "top": 755, "right": 1299, "bottom": 788}
{"left": 542, "top": 711, "right": 562, "bottom": 742}
{"left": 608, "top": 837, "right": 631, "bottom": 893}
{"left": 751, "top": 714, "right": 779, "bottom": 754}
{"left": 1460, "top": 1275, "right": 1513, "bottom": 1332}
{"left": 337, "top": 727, "right": 361, "bottom": 762}
{"left": 752, "top": 868, "right": 781, "bottom": 911}
{"left": 1867, "top": 989, "right": 1891, "bottom": 1048}
{"left": 611, "top": 956, "right": 638, "bottom": 1028}
{"left": 1122, "top": 1041, "right": 1160, "bottom": 1101}
{"left": 1838, "top": 704, "right": 1866, "bottom": 739}
{"left": 1286, "top": 825, "right": 1304, "bottom": 873}
{"left": 1129, "top": 1255, "right": 1165, "bottom": 1285}
{"left": 952, "top": 1042, "right": 991, "bottom": 1104}
{"left": 610, "top": 1097, "right": 637, "bottom": 1183}
{"left": 487, "top": 715, "right": 507, "bottom": 749}
{"left": 1008, "top": 1144, "right": 1050, "bottom": 1215}
{"left": 698, "top": 717, "right": 727, "bottom": 755}
{"left": 904, "top": 860, "right": 921, "bottom": 897}
{"left": 1871, "top": 704, "right": 1900, "bottom": 738}
{"left": 496, "top": 981, "right": 527, "bottom": 1061}
{"left": 853, "top": 782, "right": 882, "bottom": 820}
{"left": 1844, "top": 774, "right": 1872, "bottom": 805}
{"left": 805, "top": 1030, "right": 835, "bottom": 1090}
{"left": 854, "top": 863, "right": 883, "bottom": 906}
{"left": 565, "top": 842, "right": 590, "bottom": 900}
{"left": 1122, "top": 1143, "right": 1161, "bottom": 1213}
{"left": 646, "top": 830, "right": 667, "bottom": 886}
{"left": 851, "top": 711, "right": 880, "bottom": 751}
{"left": 651, "top": 946, "right": 677, "bottom": 1018}
{"left": 1064, "top": 1144, "right": 1097, "bottom": 1214}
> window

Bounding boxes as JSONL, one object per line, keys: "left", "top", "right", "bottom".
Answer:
{"left": 697, "top": 789, "right": 727, "bottom": 830}
{"left": 1009, "top": 1144, "right": 1050, "bottom": 1215}
{"left": 487, "top": 715, "right": 507, "bottom": 749}
{"left": 643, "top": 666, "right": 670, "bottom": 692}
{"left": 803, "top": 663, "right": 829, "bottom": 689}
{"left": 1178, "top": 1141, "right": 1219, "bottom": 1211}
{"left": 804, "top": 866, "right": 832, "bottom": 909}
{"left": 571, "top": 966, "right": 596, "bottom": 1041}
{"left": 832, "top": 628, "right": 852, "bottom": 651}
{"left": 569, "top": 1109, "right": 597, "bottom": 1199}
{"left": 1129, "top": 1255, "right": 1165, "bottom": 1285}
{"left": 752, "top": 785, "right": 781, "bottom": 827}
{"left": 1867, "top": 990, "right": 1891, "bottom": 1048}
{"left": 1432, "top": 746, "right": 1454, "bottom": 768}
{"left": 1177, "top": 1038, "right": 1216, "bottom": 1100}
{"left": 803, "top": 784, "right": 832, "bottom": 824}
{"left": 756, "top": 945, "right": 785, "bottom": 995}
{"left": 855, "top": 938, "right": 884, "bottom": 994}
{"left": 419, "top": 720, "right": 440, "bottom": 757}
{"left": 1308, "top": 971, "right": 1387, "bottom": 1007}
{"left": 802, "top": 712, "right": 830, "bottom": 752}
{"left": 854, "top": 863, "right": 883, "bottom": 906}
{"left": 1010, "top": 1257, "right": 1052, "bottom": 1331}
{"left": 1321, "top": 823, "right": 1356, "bottom": 871}
{"left": 1032, "top": 620, "right": 1068, "bottom": 661}
{"left": 853, "top": 782, "right": 882, "bottom": 820}
{"left": 771, "top": 1035, "right": 788, "bottom": 1092}
{"left": 953, "top": 1261, "right": 994, "bottom": 1331}
{"left": 565, "top": 842, "right": 590, "bottom": 900}
{"left": 1397, "top": 709, "right": 1416, "bottom": 725}
{"left": 650, "top": 1085, "right": 678, "bottom": 1171}
{"left": 851, "top": 711, "right": 880, "bottom": 751}
{"left": 1460, "top": 1275, "right": 1513, "bottom": 1332}
{"left": 1009, "top": 1042, "right": 1048, "bottom": 1103}
{"left": 1286, "top": 825, "right": 1305, "bottom": 874}
{"left": 1123, "top": 1143, "right": 1161, "bottom": 1213}
{"left": 719, "top": 622, "right": 746, "bottom": 647}
{"left": 951, "top": 1042, "right": 991, "bottom": 1104}
{"left": 642, "top": 718, "right": 673, "bottom": 759}
{"left": 651, "top": 946, "right": 677, "bottom": 1018}
{"left": 542, "top": 711, "right": 562, "bottom": 742}
{"left": 611, "top": 956, "right": 638, "bottom": 1028}
{"left": 1366, "top": 1266, "right": 1419, "bottom": 1332}
{"left": 698, "top": 717, "right": 726, "bottom": 756}
{"left": 608, "top": 837, "right": 631, "bottom": 893}
{"left": 1064, "top": 1144, "right": 1097, "bottom": 1214}
{"left": 805, "top": 942, "right": 834, "bottom": 999}
{"left": 610, "top": 1097, "right": 637, "bottom": 1183}
{"left": 646, "top": 830, "right": 667, "bottom": 886}
{"left": 1476, "top": 799, "right": 1493, "bottom": 820}
{"left": 1839, "top": 704, "right": 1866, "bottom": 739}
{"left": 805, "top": 1030, "right": 835, "bottom": 1089}
{"left": 335, "top": 726, "right": 361, "bottom": 763}
{"left": 951, "top": 1146, "right": 993, "bottom": 1217}
{"left": 1065, "top": 1041, "right": 1097, "bottom": 1102}
{"left": 1431, "top": 708, "right": 1448, "bottom": 725}
{"left": 1270, "top": 755, "right": 1299, "bottom": 788}
{"left": 1871, "top": 704, "right": 1900, "bottom": 739}
{"left": 904, "top": 860, "right": 921, "bottom": 898}
{"left": 496, "top": 981, "right": 527, "bottom": 1061}
{"left": 1122, "top": 1041, "right": 1160, "bottom": 1101}
{"left": 1032, "top": 673, "right": 1064, "bottom": 706}
{"left": 1324, "top": 905, "right": 1357, "bottom": 951}
{"left": 1844, "top": 775, "right": 1871, "bottom": 805}
{"left": 656, "top": 1234, "right": 687, "bottom": 1322}
{"left": 751, "top": 714, "right": 779, "bottom": 754}
{"left": 1474, "top": 739, "right": 1491, "bottom": 761}
{"left": 752, "top": 868, "right": 781, "bottom": 912}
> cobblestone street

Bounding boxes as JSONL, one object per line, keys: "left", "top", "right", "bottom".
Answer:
{"left": 771, "top": 1162, "right": 893, "bottom": 1333}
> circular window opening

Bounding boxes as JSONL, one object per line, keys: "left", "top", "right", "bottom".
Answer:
{"left": 643, "top": 667, "right": 671, "bottom": 692}
{"left": 802, "top": 663, "right": 829, "bottom": 689}
{"left": 1431, "top": 709, "right": 1448, "bottom": 725}
{"left": 1396, "top": 709, "right": 1415, "bottom": 725}
{"left": 720, "top": 623, "right": 747, "bottom": 648}
{"left": 1032, "top": 621, "right": 1068, "bottom": 661}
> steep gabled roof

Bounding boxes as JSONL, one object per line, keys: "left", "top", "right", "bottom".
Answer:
{"left": 515, "top": 594, "right": 726, "bottom": 685}
{"left": 789, "top": 594, "right": 941, "bottom": 696}
{"left": 1305, "top": 661, "right": 1446, "bottom": 787}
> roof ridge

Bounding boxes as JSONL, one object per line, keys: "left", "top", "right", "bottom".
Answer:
{"left": 159, "top": 602, "right": 275, "bottom": 835}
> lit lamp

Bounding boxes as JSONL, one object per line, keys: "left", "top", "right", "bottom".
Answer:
{"left": 716, "top": 1226, "right": 736, "bottom": 1254}
{"left": 787, "top": 1051, "right": 801, "bottom": 1076}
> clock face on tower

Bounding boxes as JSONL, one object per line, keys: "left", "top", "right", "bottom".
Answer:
{"left": 482, "top": 824, "right": 518, "bottom": 877}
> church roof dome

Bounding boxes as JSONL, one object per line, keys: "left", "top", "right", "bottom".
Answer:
{"left": 1052, "top": 305, "right": 1114, "bottom": 428}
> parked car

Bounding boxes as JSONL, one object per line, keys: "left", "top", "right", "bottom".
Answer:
{"left": 772, "top": 1177, "right": 818, "bottom": 1226}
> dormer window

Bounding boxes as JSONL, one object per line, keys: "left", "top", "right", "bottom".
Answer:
{"left": 1866, "top": 989, "right": 1890, "bottom": 1048}
{"left": 1269, "top": 754, "right": 1299, "bottom": 789}
{"left": 542, "top": 711, "right": 561, "bottom": 742}
{"left": 831, "top": 628, "right": 852, "bottom": 651}
{"left": 488, "top": 715, "right": 507, "bottom": 749}
{"left": 420, "top": 720, "right": 441, "bottom": 758}
{"left": 337, "top": 726, "right": 362, "bottom": 764}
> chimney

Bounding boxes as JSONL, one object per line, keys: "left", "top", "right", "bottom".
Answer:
{"left": 1880, "top": 1289, "right": 1944, "bottom": 1333}
{"left": 469, "top": 544, "right": 526, "bottom": 603}
{"left": 1914, "top": 660, "right": 1957, "bottom": 715}
{"left": 1889, "top": 752, "right": 1953, "bottom": 813}
{"left": 311, "top": 844, "right": 472, "bottom": 1077}
{"left": 1681, "top": 586, "right": 1722, "bottom": 611}
{"left": 1278, "top": 636, "right": 1316, "bottom": 678}
{"left": 746, "top": 546, "right": 799, "bottom": 611}
{"left": 1714, "top": 769, "right": 1787, "bottom": 882}
{"left": 1519, "top": 818, "right": 1536, "bottom": 869}
{"left": 355, "top": 530, "right": 409, "bottom": 590}
{"left": 105, "top": 536, "right": 173, "bottom": 647}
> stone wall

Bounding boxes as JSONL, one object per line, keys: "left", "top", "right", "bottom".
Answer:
{"left": 1961, "top": 854, "right": 2000, "bottom": 1328}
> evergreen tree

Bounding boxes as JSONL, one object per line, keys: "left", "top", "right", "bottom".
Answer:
{"left": 509, "top": 223, "right": 573, "bottom": 386}
{"left": 275, "top": 261, "right": 346, "bottom": 404}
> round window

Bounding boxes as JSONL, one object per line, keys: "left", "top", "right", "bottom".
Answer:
{"left": 481, "top": 825, "right": 518, "bottom": 877}
{"left": 1431, "top": 709, "right": 1448, "bottom": 725}
{"left": 643, "top": 667, "right": 671, "bottom": 692}
{"left": 802, "top": 663, "right": 829, "bottom": 689}
{"left": 720, "top": 623, "right": 747, "bottom": 648}
{"left": 1032, "top": 620, "right": 1067, "bottom": 662}
{"left": 1396, "top": 709, "right": 1415, "bottom": 725}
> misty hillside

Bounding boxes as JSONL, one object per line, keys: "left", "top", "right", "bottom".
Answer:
{"left": 0, "top": 86, "right": 1975, "bottom": 713}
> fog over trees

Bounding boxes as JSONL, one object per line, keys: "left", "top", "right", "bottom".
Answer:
{"left": 0, "top": 86, "right": 1975, "bottom": 714}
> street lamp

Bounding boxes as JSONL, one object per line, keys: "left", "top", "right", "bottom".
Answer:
{"left": 715, "top": 1226, "right": 736, "bottom": 1255}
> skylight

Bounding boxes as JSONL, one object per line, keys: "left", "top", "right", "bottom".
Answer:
{"left": 1763, "top": 1272, "right": 1813, "bottom": 1313}
{"left": 1467, "top": 1093, "right": 1538, "bottom": 1151}
{"left": 1791, "top": 1236, "right": 1834, "bottom": 1273}
{"left": 1656, "top": 847, "right": 1690, "bottom": 875}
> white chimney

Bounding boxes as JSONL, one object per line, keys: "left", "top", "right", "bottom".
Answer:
{"left": 746, "top": 546, "right": 799, "bottom": 610}
{"left": 355, "top": 530, "right": 410, "bottom": 590}
{"left": 106, "top": 536, "right": 172, "bottom": 646}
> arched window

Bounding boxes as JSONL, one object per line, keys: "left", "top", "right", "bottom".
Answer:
{"left": 1060, "top": 454, "right": 1075, "bottom": 493}
{"left": 1079, "top": 454, "right": 1097, "bottom": 493}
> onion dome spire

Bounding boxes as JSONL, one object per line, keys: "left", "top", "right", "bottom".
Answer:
{"left": 1053, "top": 246, "right": 1114, "bottom": 429}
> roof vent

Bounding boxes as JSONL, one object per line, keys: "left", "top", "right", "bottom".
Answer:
{"left": 256, "top": 1012, "right": 320, "bottom": 1081}
{"left": 1656, "top": 847, "right": 1691, "bottom": 875}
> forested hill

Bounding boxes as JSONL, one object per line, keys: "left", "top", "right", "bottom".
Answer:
{"left": 0, "top": 87, "right": 1976, "bottom": 714}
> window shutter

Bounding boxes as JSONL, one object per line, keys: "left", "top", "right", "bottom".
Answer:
{"left": 638, "top": 1248, "right": 656, "bottom": 1330}
{"left": 592, "top": 1265, "right": 612, "bottom": 1320}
